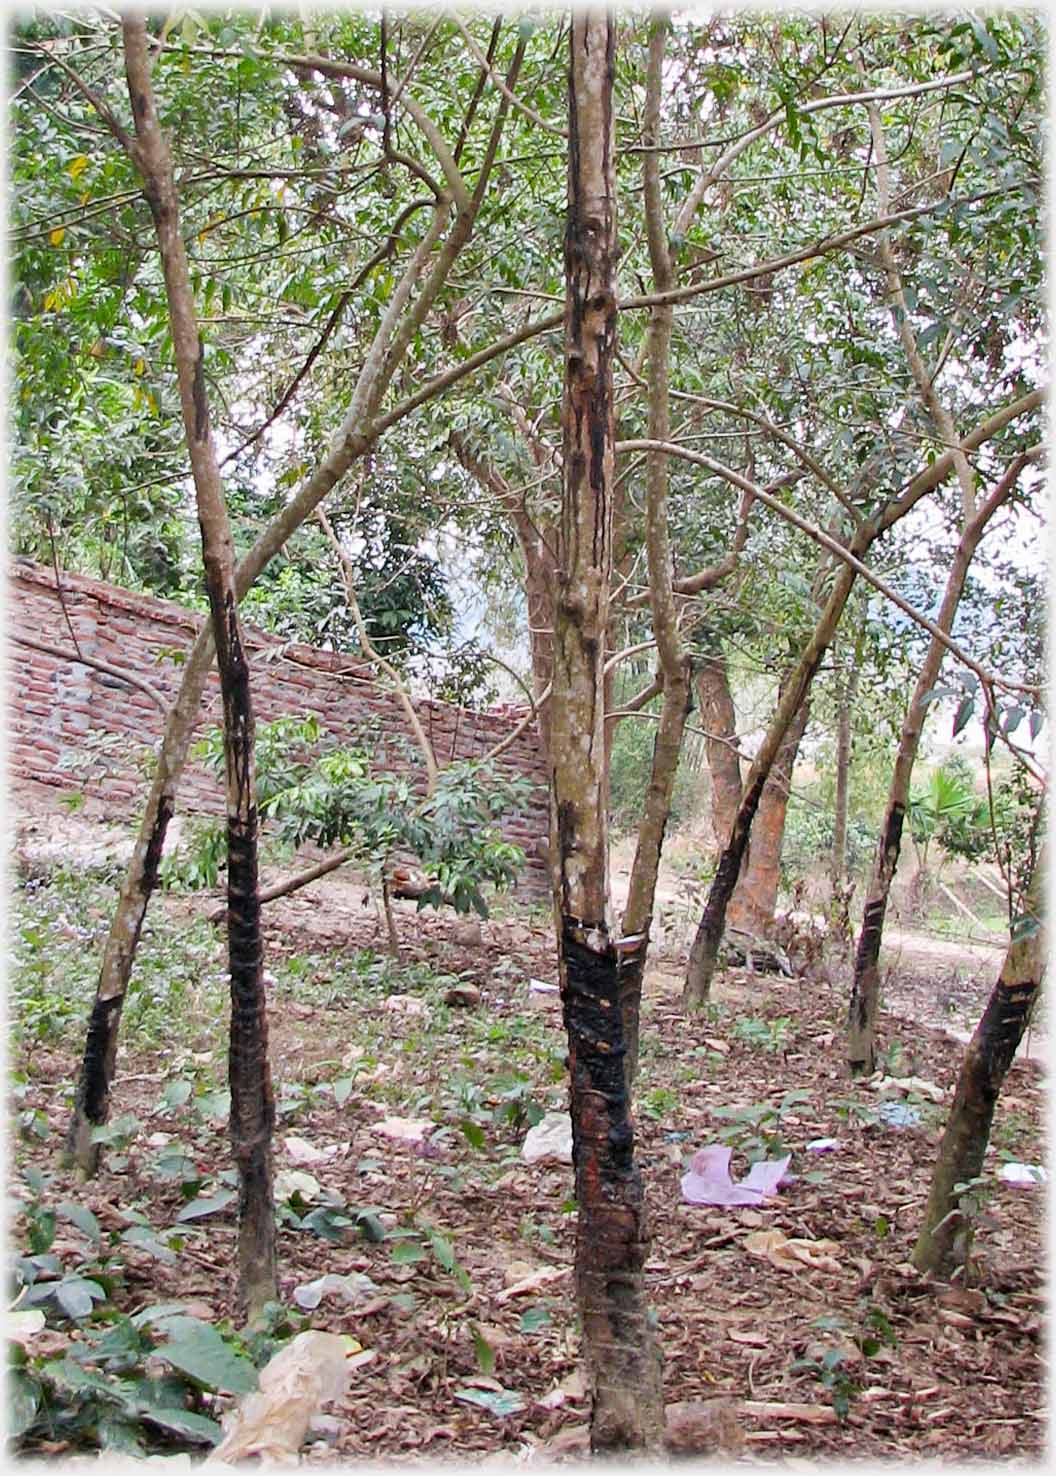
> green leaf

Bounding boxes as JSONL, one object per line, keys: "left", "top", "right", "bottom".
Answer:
{"left": 56, "top": 1200, "right": 101, "bottom": 1246}
{"left": 333, "top": 1075, "right": 355, "bottom": 1107}
{"left": 162, "top": 1079, "right": 193, "bottom": 1110}
{"left": 470, "top": 1322, "right": 496, "bottom": 1375}
{"left": 519, "top": 1306, "right": 550, "bottom": 1333}
{"left": 390, "top": 1240, "right": 426, "bottom": 1265}
{"left": 120, "top": 1225, "right": 178, "bottom": 1264}
{"left": 176, "top": 1189, "right": 236, "bottom": 1222}
{"left": 8, "top": 1369, "right": 41, "bottom": 1437}
{"left": 55, "top": 1277, "right": 106, "bottom": 1319}
{"left": 952, "top": 695, "right": 975, "bottom": 736}
{"left": 155, "top": 1322, "right": 259, "bottom": 1394}
{"left": 460, "top": 1118, "right": 487, "bottom": 1150}
{"left": 139, "top": 1405, "right": 223, "bottom": 1444}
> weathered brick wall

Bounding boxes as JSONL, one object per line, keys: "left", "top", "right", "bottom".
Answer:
{"left": 9, "top": 560, "right": 550, "bottom": 898}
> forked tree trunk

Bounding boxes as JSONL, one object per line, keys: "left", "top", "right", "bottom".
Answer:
{"left": 912, "top": 865, "right": 1044, "bottom": 1278}
{"left": 63, "top": 41, "right": 523, "bottom": 1166}
{"left": 121, "top": 19, "right": 275, "bottom": 1321}
{"left": 847, "top": 458, "right": 1028, "bottom": 1074}
{"left": 550, "top": 13, "right": 663, "bottom": 1452}
{"left": 727, "top": 698, "right": 809, "bottom": 934}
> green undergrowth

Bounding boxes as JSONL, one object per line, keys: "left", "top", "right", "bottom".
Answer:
{"left": 13, "top": 863, "right": 226, "bottom": 1056}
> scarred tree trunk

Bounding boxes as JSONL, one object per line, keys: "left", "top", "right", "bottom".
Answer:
{"left": 912, "top": 864, "right": 1044, "bottom": 1278}
{"left": 727, "top": 698, "right": 810, "bottom": 934}
{"left": 847, "top": 455, "right": 1031, "bottom": 1074}
{"left": 121, "top": 18, "right": 275, "bottom": 1320}
{"left": 63, "top": 38, "right": 525, "bottom": 1166}
{"left": 551, "top": 12, "right": 663, "bottom": 1452}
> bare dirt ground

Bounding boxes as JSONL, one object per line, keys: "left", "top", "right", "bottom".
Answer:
{"left": 10, "top": 790, "right": 1047, "bottom": 1464}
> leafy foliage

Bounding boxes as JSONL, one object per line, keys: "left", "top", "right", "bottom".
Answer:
{"left": 192, "top": 718, "right": 533, "bottom": 917}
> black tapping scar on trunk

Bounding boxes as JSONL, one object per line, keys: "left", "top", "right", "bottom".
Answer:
{"left": 562, "top": 920, "right": 633, "bottom": 1171}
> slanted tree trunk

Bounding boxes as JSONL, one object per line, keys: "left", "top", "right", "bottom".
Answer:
{"left": 727, "top": 698, "right": 810, "bottom": 935}
{"left": 551, "top": 13, "right": 663, "bottom": 1452}
{"left": 64, "top": 40, "right": 525, "bottom": 1166}
{"left": 847, "top": 455, "right": 1032, "bottom": 1074}
{"left": 448, "top": 430, "right": 558, "bottom": 760}
{"left": 683, "top": 554, "right": 858, "bottom": 1009}
{"left": 912, "top": 864, "right": 1044, "bottom": 1278}
{"left": 121, "top": 19, "right": 275, "bottom": 1320}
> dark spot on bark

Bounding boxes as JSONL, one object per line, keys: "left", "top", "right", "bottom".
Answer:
{"left": 192, "top": 342, "right": 209, "bottom": 442}
{"left": 141, "top": 794, "right": 175, "bottom": 890}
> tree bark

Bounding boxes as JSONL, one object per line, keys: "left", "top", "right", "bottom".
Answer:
{"left": 847, "top": 457, "right": 1030, "bottom": 1074}
{"left": 695, "top": 643, "right": 742, "bottom": 852}
{"left": 551, "top": 13, "right": 663, "bottom": 1453}
{"left": 727, "top": 696, "right": 810, "bottom": 934}
{"left": 121, "top": 17, "right": 275, "bottom": 1322}
{"left": 911, "top": 865, "right": 1044, "bottom": 1278}
{"left": 63, "top": 36, "right": 523, "bottom": 1165}
{"left": 617, "top": 12, "right": 692, "bottom": 1092}
{"left": 683, "top": 551, "right": 861, "bottom": 1007}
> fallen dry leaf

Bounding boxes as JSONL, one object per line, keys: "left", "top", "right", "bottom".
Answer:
{"left": 742, "top": 1400, "right": 839, "bottom": 1425}
{"left": 367, "top": 1116, "right": 434, "bottom": 1145}
{"left": 493, "top": 1266, "right": 570, "bottom": 1303}
{"left": 743, "top": 1228, "right": 842, "bottom": 1273}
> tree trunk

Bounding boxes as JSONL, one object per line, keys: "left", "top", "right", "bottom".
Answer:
{"left": 912, "top": 866, "right": 1044, "bottom": 1278}
{"left": 551, "top": 13, "right": 663, "bottom": 1452}
{"left": 727, "top": 697, "right": 809, "bottom": 934}
{"left": 683, "top": 554, "right": 861, "bottom": 1008}
{"left": 64, "top": 634, "right": 215, "bottom": 1173}
{"left": 695, "top": 644, "right": 742, "bottom": 852}
{"left": 121, "top": 19, "right": 275, "bottom": 1323}
{"left": 63, "top": 43, "right": 520, "bottom": 1166}
{"left": 830, "top": 640, "right": 861, "bottom": 897}
{"left": 617, "top": 13, "right": 692, "bottom": 1092}
{"left": 847, "top": 460, "right": 1027, "bottom": 1074}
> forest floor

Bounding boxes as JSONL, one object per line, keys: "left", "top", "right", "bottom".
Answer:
{"left": 9, "top": 790, "right": 1047, "bottom": 1465}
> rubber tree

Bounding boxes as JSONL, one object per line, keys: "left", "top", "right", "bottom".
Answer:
{"left": 912, "top": 859, "right": 1044, "bottom": 1278}
{"left": 846, "top": 449, "right": 1039, "bottom": 1073}
{"left": 616, "top": 12, "right": 693, "bottom": 1091}
{"left": 646, "top": 388, "right": 1045, "bottom": 1007}
{"left": 550, "top": 11, "right": 663, "bottom": 1452}
{"left": 64, "top": 25, "right": 529, "bottom": 1171}
{"left": 846, "top": 85, "right": 1044, "bottom": 1072}
{"left": 121, "top": 17, "right": 274, "bottom": 1319}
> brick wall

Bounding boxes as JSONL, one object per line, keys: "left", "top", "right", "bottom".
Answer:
{"left": 9, "top": 559, "right": 550, "bottom": 898}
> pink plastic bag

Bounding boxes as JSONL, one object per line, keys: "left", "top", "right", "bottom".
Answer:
{"left": 681, "top": 1144, "right": 790, "bottom": 1206}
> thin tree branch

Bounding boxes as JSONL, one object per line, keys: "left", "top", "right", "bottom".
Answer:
{"left": 316, "top": 505, "right": 439, "bottom": 796}
{"left": 617, "top": 438, "right": 1044, "bottom": 698}
{"left": 13, "top": 634, "right": 169, "bottom": 714}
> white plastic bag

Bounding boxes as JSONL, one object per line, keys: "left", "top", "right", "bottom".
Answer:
{"left": 208, "top": 1330, "right": 351, "bottom": 1463}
